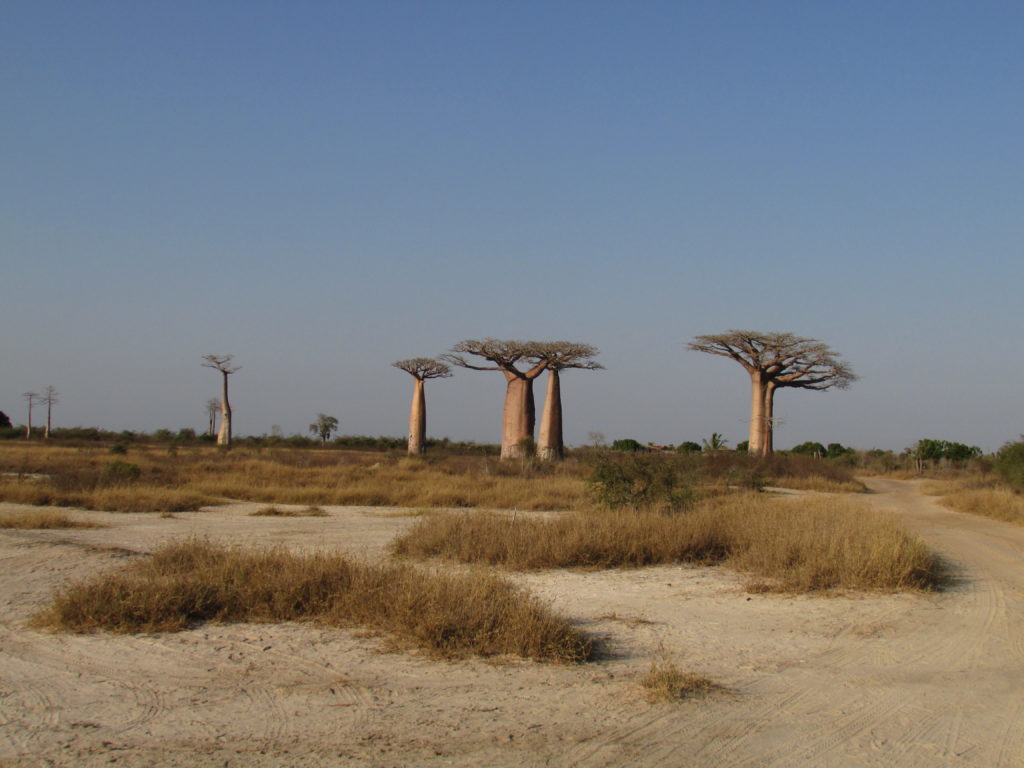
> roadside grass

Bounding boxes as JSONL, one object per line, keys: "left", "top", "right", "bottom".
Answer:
{"left": 32, "top": 538, "right": 594, "bottom": 663}
{"left": 392, "top": 494, "right": 941, "bottom": 592}
{"left": 921, "top": 477, "right": 1024, "bottom": 525}
{"left": 249, "top": 505, "right": 329, "bottom": 517}
{"left": 0, "top": 509, "right": 101, "bottom": 529}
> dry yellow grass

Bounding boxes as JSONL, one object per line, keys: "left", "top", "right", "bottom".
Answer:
{"left": 32, "top": 539, "right": 594, "bottom": 662}
{"left": 392, "top": 494, "right": 941, "bottom": 592}
{"left": 0, "top": 508, "right": 100, "bottom": 529}
{"left": 922, "top": 477, "right": 1024, "bottom": 525}
{"left": 249, "top": 505, "right": 329, "bottom": 517}
{"left": 639, "top": 652, "right": 718, "bottom": 702}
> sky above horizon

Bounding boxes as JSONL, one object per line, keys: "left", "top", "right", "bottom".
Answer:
{"left": 3, "top": 1, "right": 1022, "bottom": 453}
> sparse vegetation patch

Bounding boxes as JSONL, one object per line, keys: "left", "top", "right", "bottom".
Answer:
{"left": 33, "top": 539, "right": 593, "bottom": 662}
{"left": 393, "top": 495, "right": 941, "bottom": 592}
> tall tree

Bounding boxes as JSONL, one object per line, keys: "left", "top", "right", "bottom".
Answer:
{"left": 443, "top": 339, "right": 550, "bottom": 459}
{"left": 309, "top": 413, "right": 339, "bottom": 445}
{"left": 535, "top": 342, "right": 603, "bottom": 461}
{"left": 688, "top": 331, "right": 856, "bottom": 456}
{"left": 201, "top": 355, "right": 241, "bottom": 446}
{"left": 21, "top": 392, "right": 39, "bottom": 439}
{"left": 392, "top": 358, "right": 452, "bottom": 455}
{"left": 205, "top": 398, "right": 220, "bottom": 438}
{"left": 41, "top": 386, "right": 58, "bottom": 439}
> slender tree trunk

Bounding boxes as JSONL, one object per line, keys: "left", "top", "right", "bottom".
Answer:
{"left": 537, "top": 369, "right": 563, "bottom": 461}
{"left": 408, "top": 377, "right": 426, "bottom": 455}
{"left": 25, "top": 404, "right": 32, "bottom": 440}
{"left": 762, "top": 382, "right": 777, "bottom": 456}
{"left": 501, "top": 374, "right": 533, "bottom": 459}
{"left": 217, "top": 373, "right": 232, "bottom": 446}
{"left": 45, "top": 403, "right": 52, "bottom": 439}
{"left": 747, "top": 371, "right": 767, "bottom": 456}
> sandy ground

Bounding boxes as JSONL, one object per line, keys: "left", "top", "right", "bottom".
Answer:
{"left": 1, "top": 478, "right": 1023, "bottom": 767}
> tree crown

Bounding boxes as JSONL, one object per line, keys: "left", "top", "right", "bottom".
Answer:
{"left": 688, "top": 330, "right": 856, "bottom": 391}
{"left": 392, "top": 358, "right": 452, "bottom": 380}
{"left": 536, "top": 341, "right": 605, "bottom": 372}
{"left": 442, "top": 338, "right": 551, "bottom": 379}
{"left": 201, "top": 354, "right": 241, "bottom": 374}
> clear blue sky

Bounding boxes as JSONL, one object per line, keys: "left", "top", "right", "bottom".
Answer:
{"left": 3, "top": 1, "right": 1022, "bottom": 452}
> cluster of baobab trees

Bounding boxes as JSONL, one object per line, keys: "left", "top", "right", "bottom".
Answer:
{"left": 201, "top": 330, "right": 854, "bottom": 458}
{"left": 20, "top": 386, "right": 59, "bottom": 439}
{"left": 394, "top": 340, "right": 603, "bottom": 460}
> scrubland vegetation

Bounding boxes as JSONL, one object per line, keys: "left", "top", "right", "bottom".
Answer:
{"left": 0, "top": 442, "right": 868, "bottom": 515}
{"left": 32, "top": 538, "right": 593, "bottom": 662}
{"left": 392, "top": 494, "right": 941, "bottom": 592}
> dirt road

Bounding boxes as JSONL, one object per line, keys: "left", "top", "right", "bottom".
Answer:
{"left": 1, "top": 480, "right": 1022, "bottom": 767}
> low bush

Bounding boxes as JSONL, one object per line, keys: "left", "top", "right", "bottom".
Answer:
{"left": 587, "top": 453, "right": 694, "bottom": 512}
{"left": 33, "top": 539, "right": 593, "bottom": 662}
{"left": 996, "top": 441, "right": 1024, "bottom": 493}
{"left": 639, "top": 652, "right": 717, "bottom": 702}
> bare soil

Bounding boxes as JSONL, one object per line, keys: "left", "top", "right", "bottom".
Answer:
{"left": 1, "top": 478, "right": 1022, "bottom": 767}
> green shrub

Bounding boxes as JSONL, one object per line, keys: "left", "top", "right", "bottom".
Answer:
{"left": 611, "top": 438, "right": 644, "bottom": 452}
{"left": 108, "top": 444, "right": 128, "bottom": 455}
{"left": 675, "top": 441, "right": 701, "bottom": 454}
{"left": 996, "top": 441, "right": 1024, "bottom": 493}
{"left": 587, "top": 453, "right": 693, "bottom": 512}
{"left": 101, "top": 460, "right": 141, "bottom": 484}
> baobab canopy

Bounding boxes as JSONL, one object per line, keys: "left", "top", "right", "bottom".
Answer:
{"left": 688, "top": 331, "right": 856, "bottom": 456}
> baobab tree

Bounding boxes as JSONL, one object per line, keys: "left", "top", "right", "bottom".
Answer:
{"left": 688, "top": 331, "right": 856, "bottom": 456}
{"left": 201, "top": 354, "right": 240, "bottom": 446}
{"left": 535, "top": 342, "right": 603, "bottom": 461}
{"left": 392, "top": 358, "right": 452, "bottom": 455}
{"left": 41, "top": 386, "right": 59, "bottom": 439}
{"left": 21, "top": 391, "right": 39, "bottom": 439}
{"left": 205, "top": 398, "right": 220, "bottom": 438}
{"left": 443, "top": 339, "right": 550, "bottom": 459}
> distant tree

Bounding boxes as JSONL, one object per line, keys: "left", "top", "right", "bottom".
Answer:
{"left": 688, "top": 331, "right": 856, "bottom": 456}
{"left": 735, "top": 440, "right": 749, "bottom": 453}
{"left": 996, "top": 440, "right": 1024, "bottom": 493}
{"left": 201, "top": 355, "right": 240, "bottom": 446}
{"left": 308, "top": 414, "right": 339, "bottom": 445}
{"left": 702, "top": 432, "right": 728, "bottom": 452}
{"left": 911, "top": 439, "right": 982, "bottom": 469}
{"left": 0, "top": 411, "right": 11, "bottom": 429}
{"left": 41, "top": 386, "right": 58, "bottom": 439}
{"left": 587, "top": 431, "right": 607, "bottom": 448}
{"left": 205, "top": 398, "right": 220, "bottom": 438}
{"left": 826, "top": 442, "right": 854, "bottom": 459}
{"left": 21, "top": 392, "right": 39, "bottom": 439}
{"left": 675, "top": 441, "right": 702, "bottom": 454}
{"left": 535, "top": 342, "right": 603, "bottom": 461}
{"left": 791, "top": 441, "right": 827, "bottom": 458}
{"left": 443, "top": 339, "right": 551, "bottom": 459}
{"left": 611, "top": 438, "right": 644, "bottom": 452}
{"left": 392, "top": 358, "right": 452, "bottom": 455}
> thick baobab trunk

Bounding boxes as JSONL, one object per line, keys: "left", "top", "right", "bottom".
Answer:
{"left": 408, "top": 378, "right": 426, "bottom": 455}
{"left": 747, "top": 372, "right": 767, "bottom": 456}
{"left": 25, "top": 407, "right": 32, "bottom": 440}
{"left": 45, "top": 406, "right": 51, "bottom": 440}
{"left": 217, "top": 373, "right": 232, "bottom": 446}
{"left": 501, "top": 374, "right": 534, "bottom": 459}
{"left": 537, "top": 369, "right": 563, "bottom": 461}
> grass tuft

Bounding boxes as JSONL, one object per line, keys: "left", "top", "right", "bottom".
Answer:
{"left": 249, "top": 505, "right": 329, "bottom": 517}
{"left": 639, "top": 652, "right": 718, "bottom": 702}
{"left": 32, "top": 539, "right": 593, "bottom": 662}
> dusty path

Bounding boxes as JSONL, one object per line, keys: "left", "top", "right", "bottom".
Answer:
{"left": 0, "top": 481, "right": 1022, "bottom": 767}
